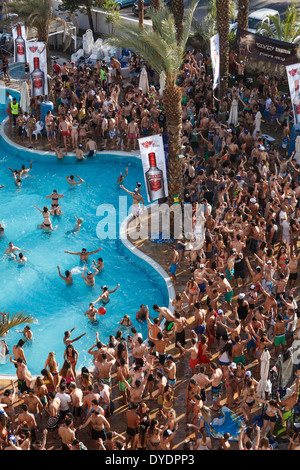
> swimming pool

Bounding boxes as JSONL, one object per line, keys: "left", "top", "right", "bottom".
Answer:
{"left": 0, "top": 89, "right": 170, "bottom": 375}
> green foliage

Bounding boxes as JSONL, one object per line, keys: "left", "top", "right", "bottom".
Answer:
{"left": 190, "top": 0, "right": 236, "bottom": 47}
{"left": 259, "top": 2, "right": 300, "bottom": 43}
{"left": 106, "top": 0, "right": 200, "bottom": 86}
{"left": 0, "top": 311, "right": 37, "bottom": 338}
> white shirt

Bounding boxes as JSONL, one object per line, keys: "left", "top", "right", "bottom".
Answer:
{"left": 55, "top": 392, "right": 71, "bottom": 411}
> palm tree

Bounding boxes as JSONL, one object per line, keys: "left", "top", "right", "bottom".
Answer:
{"left": 172, "top": 0, "right": 185, "bottom": 43}
{"left": 216, "top": 0, "right": 230, "bottom": 97}
{"left": 1, "top": 0, "right": 78, "bottom": 72}
{"left": 237, "top": 0, "right": 249, "bottom": 31}
{"left": 107, "top": 1, "right": 199, "bottom": 206}
{"left": 0, "top": 310, "right": 36, "bottom": 338}
{"left": 259, "top": 4, "right": 300, "bottom": 43}
{"left": 138, "top": 0, "right": 144, "bottom": 29}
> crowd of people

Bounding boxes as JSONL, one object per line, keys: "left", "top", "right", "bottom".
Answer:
{"left": 1, "top": 37, "right": 300, "bottom": 452}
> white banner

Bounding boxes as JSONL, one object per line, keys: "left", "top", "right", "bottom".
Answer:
{"left": 12, "top": 23, "right": 27, "bottom": 63}
{"left": 138, "top": 134, "right": 168, "bottom": 202}
{"left": 286, "top": 63, "right": 300, "bottom": 125}
{"left": 26, "top": 41, "right": 48, "bottom": 97}
{"left": 210, "top": 33, "right": 220, "bottom": 90}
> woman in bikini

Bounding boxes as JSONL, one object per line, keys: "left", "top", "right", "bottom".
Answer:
{"left": 63, "top": 344, "right": 78, "bottom": 376}
{"left": 44, "top": 351, "right": 59, "bottom": 388}
{"left": 34, "top": 205, "right": 57, "bottom": 231}
{"left": 238, "top": 376, "right": 257, "bottom": 423}
{"left": 185, "top": 379, "right": 201, "bottom": 423}
{"left": 185, "top": 278, "right": 199, "bottom": 312}
{"left": 59, "top": 359, "right": 76, "bottom": 385}
{"left": 257, "top": 398, "right": 283, "bottom": 438}
{"left": 45, "top": 110, "right": 54, "bottom": 142}
{"left": 34, "top": 376, "right": 49, "bottom": 412}
{"left": 70, "top": 119, "right": 79, "bottom": 150}
{"left": 79, "top": 120, "right": 88, "bottom": 146}
{"left": 234, "top": 362, "right": 246, "bottom": 402}
{"left": 148, "top": 419, "right": 161, "bottom": 450}
{"left": 46, "top": 190, "right": 65, "bottom": 216}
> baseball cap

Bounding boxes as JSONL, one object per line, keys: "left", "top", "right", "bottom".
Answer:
{"left": 230, "top": 362, "right": 237, "bottom": 369}
{"left": 217, "top": 309, "right": 223, "bottom": 315}
{"left": 238, "top": 293, "right": 245, "bottom": 299}
{"left": 250, "top": 198, "right": 256, "bottom": 203}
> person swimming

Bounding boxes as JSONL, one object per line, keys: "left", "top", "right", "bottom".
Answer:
{"left": 93, "top": 284, "right": 120, "bottom": 305}
{"left": 65, "top": 217, "right": 84, "bottom": 235}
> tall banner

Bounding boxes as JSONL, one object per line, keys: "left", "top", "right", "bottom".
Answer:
{"left": 210, "top": 33, "right": 220, "bottom": 90}
{"left": 138, "top": 134, "right": 169, "bottom": 202}
{"left": 236, "top": 27, "right": 299, "bottom": 66}
{"left": 12, "top": 23, "right": 27, "bottom": 63}
{"left": 286, "top": 63, "right": 300, "bottom": 125}
{"left": 26, "top": 42, "right": 48, "bottom": 97}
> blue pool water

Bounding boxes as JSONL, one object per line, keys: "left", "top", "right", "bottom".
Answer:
{"left": 0, "top": 90, "right": 169, "bottom": 375}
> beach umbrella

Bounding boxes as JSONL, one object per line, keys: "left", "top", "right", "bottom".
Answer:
{"left": 257, "top": 348, "right": 272, "bottom": 399}
{"left": 138, "top": 65, "right": 149, "bottom": 95}
{"left": 20, "top": 81, "right": 30, "bottom": 114}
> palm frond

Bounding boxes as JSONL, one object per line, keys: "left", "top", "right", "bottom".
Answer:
{"left": 0, "top": 310, "right": 37, "bottom": 338}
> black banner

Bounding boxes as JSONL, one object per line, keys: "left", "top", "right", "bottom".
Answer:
{"left": 236, "top": 27, "right": 299, "bottom": 66}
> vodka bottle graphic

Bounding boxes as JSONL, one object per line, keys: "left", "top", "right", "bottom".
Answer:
{"left": 31, "top": 57, "right": 45, "bottom": 96}
{"left": 15, "top": 24, "right": 26, "bottom": 63}
{"left": 145, "top": 152, "right": 165, "bottom": 201}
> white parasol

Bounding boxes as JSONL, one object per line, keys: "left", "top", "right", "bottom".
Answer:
{"left": 20, "top": 80, "right": 30, "bottom": 114}
{"left": 138, "top": 66, "right": 149, "bottom": 95}
{"left": 257, "top": 348, "right": 272, "bottom": 399}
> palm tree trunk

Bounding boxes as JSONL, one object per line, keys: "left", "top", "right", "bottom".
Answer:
{"left": 237, "top": 0, "right": 249, "bottom": 30}
{"left": 172, "top": 0, "right": 184, "bottom": 44}
{"left": 138, "top": 0, "right": 144, "bottom": 29}
{"left": 87, "top": 6, "right": 95, "bottom": 33}
{"left": 163, "top": 84, "right": 183, "bottom": 206}
{"left": 216, "top": 0, "right": 230, "bottom": 98}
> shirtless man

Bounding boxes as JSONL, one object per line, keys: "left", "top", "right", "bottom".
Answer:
{"left": 59, "top": 116, "right": 70, "bottom": 152}
{"left": 120, "top": 369, "right": 151, "bottom": 407}
{"left": 15, "top": 325, "right": 33, "bottom": 341}
{"left": 126, "top": 119, "right": 139, "bottom": 150}
{"left": 120, "top": 185, "right": 144, "bottom": 225}
{"left": 64, "top": 247, "right": 102, "bottom": 262}
{"left": 125, "top": 403, "right": 140, "bottom": 450}
{"left": 69, "top": 382, "right": 84, "bottom": 426}
{"left": 3, "top": 242, "right": 29, "bottom": 261}
{"left": 17, "top": 403, "right": 38, "bottom": 441}
{"left": 94, "top": 352, "right": 116, "bottom": 387}
{"left": 168, "top": 246, "right": 179, "bottom": 284}
{"left": 58, "top": 416, "right": 76, "bottom": 450}
{"left": 15, "top": 161, "right": 33, "bottom": 178}
{"left": 86, "top": 137, "right": 97, "bottom": 157}
{"left": 57, "top": 266, "right": 74, "bottom": 285}
{"left": 22, "top": 389, "right": 43, "bottom": 425}
{"left": 132, "top": 338, "right": 148, "bottom": 366}
{"left": 63, "top": 327, "right": 86, "bottom": 346}
{"left": 75, "top": 144, "right": 86, "bottom": 161}
{"left": 84, "top": 303, "right": 98, "bottom": 322}
{"left": 79, "top": 409, "right": 110, "bottom": 449}
{"left": 192, "top": 303, "right": 206, "bottom": 336}
{"left": 209, "top": 362, "right": 223, "bottom": 410}
{"left": 81, "top": 265, "right": 99, "bottom": 286}
{"left": 153, "top": 304, "right": 175, "bottom": 333}
{"left": 177, "top": 338, "right": 199, "bottom": 373}
{"left": 66, "top": 174, "right": 84, "bottom": 185}
{"left": 218, "top": 273, "right": 234, "bottom": 312}
{"left": 46, "top": 393, "right": 61, "bottom": 443}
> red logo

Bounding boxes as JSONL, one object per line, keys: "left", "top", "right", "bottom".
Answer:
{"left": 141, "top": 141, "right": 153, "bottom": 148}
{"left": 29, "top": 46, "right": 38, "bottom": 53}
